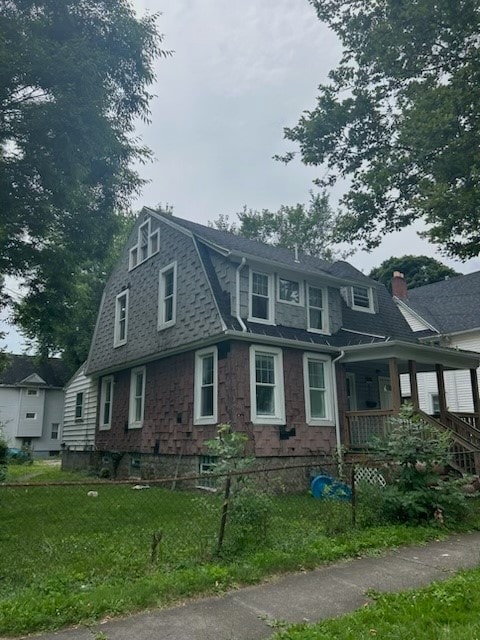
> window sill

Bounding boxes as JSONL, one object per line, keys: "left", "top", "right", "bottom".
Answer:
{"left": 251, "top": 416, "right": 286, "bottom": 425}
{"left": 128, "top": 422, "right": 143, "bottom": 430}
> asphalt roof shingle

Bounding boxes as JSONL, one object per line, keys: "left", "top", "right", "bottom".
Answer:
{"left": 0, "top": 355, "right": 71, "bottom": 387}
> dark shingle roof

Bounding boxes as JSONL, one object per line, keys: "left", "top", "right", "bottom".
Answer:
{"left": 406, "top": 272, "right": 480, "bottom": 334}
{"left": 0, "top": 355, "right": 71, "bottom": 387}
{"left": 155, "top": 212, "right": 380, "bottom": 285}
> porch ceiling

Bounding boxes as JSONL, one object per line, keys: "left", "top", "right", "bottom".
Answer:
{"left": 340, "top": 340, "right": 480, "bottom": 372}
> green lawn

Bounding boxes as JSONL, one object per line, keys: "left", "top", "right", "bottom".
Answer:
{"left": 273, "top": 568, "right": 480, "bottom": 639}
{"left": 2, "top": 464, "right": 480, "bottom": 636}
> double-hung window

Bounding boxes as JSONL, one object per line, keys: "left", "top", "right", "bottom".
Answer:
{"left": 249, "top": 346, "right": 285, "bottom": 424}
{"left": 99, "top": 376, "right": 114, "bottom": 430}
{"left": 114, "top": 290, "right": 129, "bottom": 347}
{"left": 194, "top": 347, "right": 218, "bottom": 424}
{"left": 249, "top": 271, "right": 273, "bottom": 323}
{"left": 51, "top": 423, "right": 59, "bottom": 439}
{"left": 158, "top": 262, "right": 177, "bottom": 330}
{"left": 129, "top": 218, "right": 160, "bottom": 269}
{"left": 352, "top": 285, "right": 374, "bottom": 312}
{"left": 129, "top": 367, "right": 146, "bottom": 429}
{"left": 75, "top": 392, "right": 84, "bottom": 420}
{"left": 303, "top": 354, "right": 333, "bottom": 425}
{"left": 307, "top": 285, "right": 328, "bottom": 333}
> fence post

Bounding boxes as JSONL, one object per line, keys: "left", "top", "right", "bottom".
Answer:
{"left": 350, "top": 463, "right": 356, "bottom": 527}
{"left": 216, "top": 473, "right": 232, "bottom": 555}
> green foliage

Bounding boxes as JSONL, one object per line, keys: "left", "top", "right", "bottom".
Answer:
{"left": 204, "top": 423, "right": 253, "bottom": 480}
{"left": 0, "top": 425, "right": 7, "bottom": 482}
{"left": 0, "top": 1, "right": 169, "bottom": 367}
{"left": 281, "top": 1, "right": 480, "bottom": 259}
{"left": 374, "top": 405, "right": 467, "bottom": 524}
{"left": 274, "top": 569, "right": 480, "bottom": 640}
{"left": 210, "top": 191, "right": 343, "bottom": 260}
{"left": 369, "top": 255, "right": 460, "bottom": 292}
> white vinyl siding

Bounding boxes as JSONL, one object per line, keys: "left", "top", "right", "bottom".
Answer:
{"left": 249, "top": 345, "right": 285, "bottom": 424}
{"left": 62, "top": 368, "right": 97, "bottom": 450}
{"left": 194, "top": 347, "right": 218, "bottom": 425}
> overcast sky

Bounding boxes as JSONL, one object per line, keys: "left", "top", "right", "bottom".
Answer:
{"left": 2, "top": 0, "right": 479, "bottom": 353}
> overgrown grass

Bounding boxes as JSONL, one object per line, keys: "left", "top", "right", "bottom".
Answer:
{"left": 273, "top": 568, "right": 480, "bottom": 639}
{"left": 1, "top": 473, "right": 480, "bottom": 637}
{"left": 5, "top": 459, "right": 93, "bottom": 483}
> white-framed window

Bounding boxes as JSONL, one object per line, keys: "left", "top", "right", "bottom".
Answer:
{"left": 249, "top": 345, "right": 285, "bottom": 424}
{"left": 303, "top": 354, "right": 334, "bottom": 425}
{"left": 75, "top": 392, "right": 84, "bottom": 420}
{"left": 51, "top": 423, "right": 59, "bottom": 440}
{"left": 99, "top": 376, "right": 114, "bottom": 430}
{"left": 351, "top": 285, "right": 374, "bottom": 313}
{"left": 26, "top": 388, "right": 39, "bottom": 396}
{"left": 249, "top": 270, "right": 274, "bottom": 323}
{"left": 129, "top": 217, "right": 160, "bottom": 270}
{"left": 307, "top": 285, "right": 329, "bottom": 333}
{"left": 278, "top": 277, "right": 303, "bottom": 305}
{"left": 194, "top": 347, "right": 218, "bottom": 425}
{"left": 114, "top": 290, "right": 129, "bottom": 347}
{"left": 25, "top": 412, "right": 37, "bottom": 420}
{"left": 129, "top": 366, "right": 146, "bottom": 429}
{"left": 158, "top": 262, "right": 177, "bottom": 330}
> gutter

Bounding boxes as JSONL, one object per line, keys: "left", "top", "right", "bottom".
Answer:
{"left": 331, "top": 350, "right": 345, "bottom": 467}
{"left": 235, "top": 257, "right": 247, "bottom": 332}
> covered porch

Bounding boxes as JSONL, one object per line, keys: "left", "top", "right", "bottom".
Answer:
{"left": 335, "top": 341, "right": 480, "bottom": 474}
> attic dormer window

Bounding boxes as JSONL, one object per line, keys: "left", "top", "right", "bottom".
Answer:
{"left": 352, "top": 285, "right": 374, "bottom": 313}
{"left": 249, "top": 271, "right": 274, "bottom": 324}
{"left": 129, "top": 218, "right": 159, "bottom": 270}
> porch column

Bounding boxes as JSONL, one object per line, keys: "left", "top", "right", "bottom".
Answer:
{"left": 435, "top": 364, "right": 448, "bottom": 423}
{"left": 470, "top": 368, "right": 480, "bottom": 429}
{"left": 388, "top": 358, "right": 401, "bottom": 411}
{"left": 408, "top": 360, "right": 420, "bottom": 410}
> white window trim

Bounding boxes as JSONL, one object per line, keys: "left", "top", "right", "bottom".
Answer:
{"left": 248, "top": 270, "right": 275, "bottom": 325}
{"left": 277, "top": 276, "right": 304, "bottom": 306}
{"left": 99, "top": 375, "right": 114, "bottom": 430}
{"left": 351, "top": 285, "right": 375, "bottom": 313}
{"left": 51, "top": 423, "right": 60, "bottom": 439}
{"left": 249, "top": 345, "right": 285, "bottom": 425}
{"left": 129, "top": 366, "right": 146, "bottom": 429}
{"left": 75, "top": 392, "right": 84, "bottom": 421}
{"left": 26, "top": 388, "right": 39, "bottom": 397}
{"left": 128, "top": 218, "right": 160, "bottom": 271}
{"left": 303, "top": 353, "right": 334, "bottom": 426}
{"left": 306, "top": 284, "right": 329, "bottom": 334}
{"left": 25, "top": 412, "right": 37, "bottom": 420}
{"left": 194, "top": 346, "right": 218, "bottom": 425}
{"left": 158, "top": 261, "right": 177, "bottom": 330}
{"left": 114, "top": 290, "right": 129, "bottom": 347}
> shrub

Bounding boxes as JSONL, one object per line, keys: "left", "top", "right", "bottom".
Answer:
{"left": 374, "top": 404, "right": 467, "bottom": 525}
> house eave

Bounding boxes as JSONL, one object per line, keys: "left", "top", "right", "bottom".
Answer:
{"left": 340, "top": 339, "right": 480, "bottom": 370}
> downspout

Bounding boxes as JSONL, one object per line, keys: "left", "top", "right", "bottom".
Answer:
{"left": 235, "top": 257, "right": 247, "bottom": 332}
{"left": 331, "top": 350, "right": 345, "bottom": 467}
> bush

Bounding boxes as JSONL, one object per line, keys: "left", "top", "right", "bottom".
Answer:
{"left": 374, "top": 404, "right": 467, "bottom": 525}
{"left": 0, "top": 424, "right": 8, "bottom": 481}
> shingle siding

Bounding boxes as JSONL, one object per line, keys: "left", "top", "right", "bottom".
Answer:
{"left": 87, "top": 217, "right": 224, "bottom": 375}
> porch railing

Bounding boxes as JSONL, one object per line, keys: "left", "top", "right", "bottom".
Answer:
{"left": 345, "top": 410, "right": 394, "bottom": 447}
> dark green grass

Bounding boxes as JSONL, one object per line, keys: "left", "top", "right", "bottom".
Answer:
{"left": 273, "top": 569, "right": 480, "bottom": 639}
{"left": 1, "top": 481, "right": 479, "bottom": 636}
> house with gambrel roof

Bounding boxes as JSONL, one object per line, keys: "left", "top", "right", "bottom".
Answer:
{"left": 79, "top": 210, "right": 480, "bottom": 479}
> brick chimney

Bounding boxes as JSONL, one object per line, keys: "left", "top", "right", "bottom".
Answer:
{"left": 391, "top": 271, "right": 408, "bottom": 299}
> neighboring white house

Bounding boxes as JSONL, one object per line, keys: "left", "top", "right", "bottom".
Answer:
{"left": 392, "top": 271, "right": 480, "bottom": 414}
{"left": 62, "top": 362, "right": 97, "bottom": 451}
{"left": 0, "top": 355, "right": 70, "bottom": 457}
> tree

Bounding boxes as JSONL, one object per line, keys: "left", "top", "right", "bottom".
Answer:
{"left": 210, "top": 191, "right": 343, "bottom": 261}
{"left": 369, "top": 255, "right": 460, "bottom": 292}
{"left": 0, "top": 0, "right": 169, "bottom": 363}
{"left": 280, "top": 1, "right": 480, "bottom": 260}
{"left": 13, "top": 213, "right": 135, "bottom": 369}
